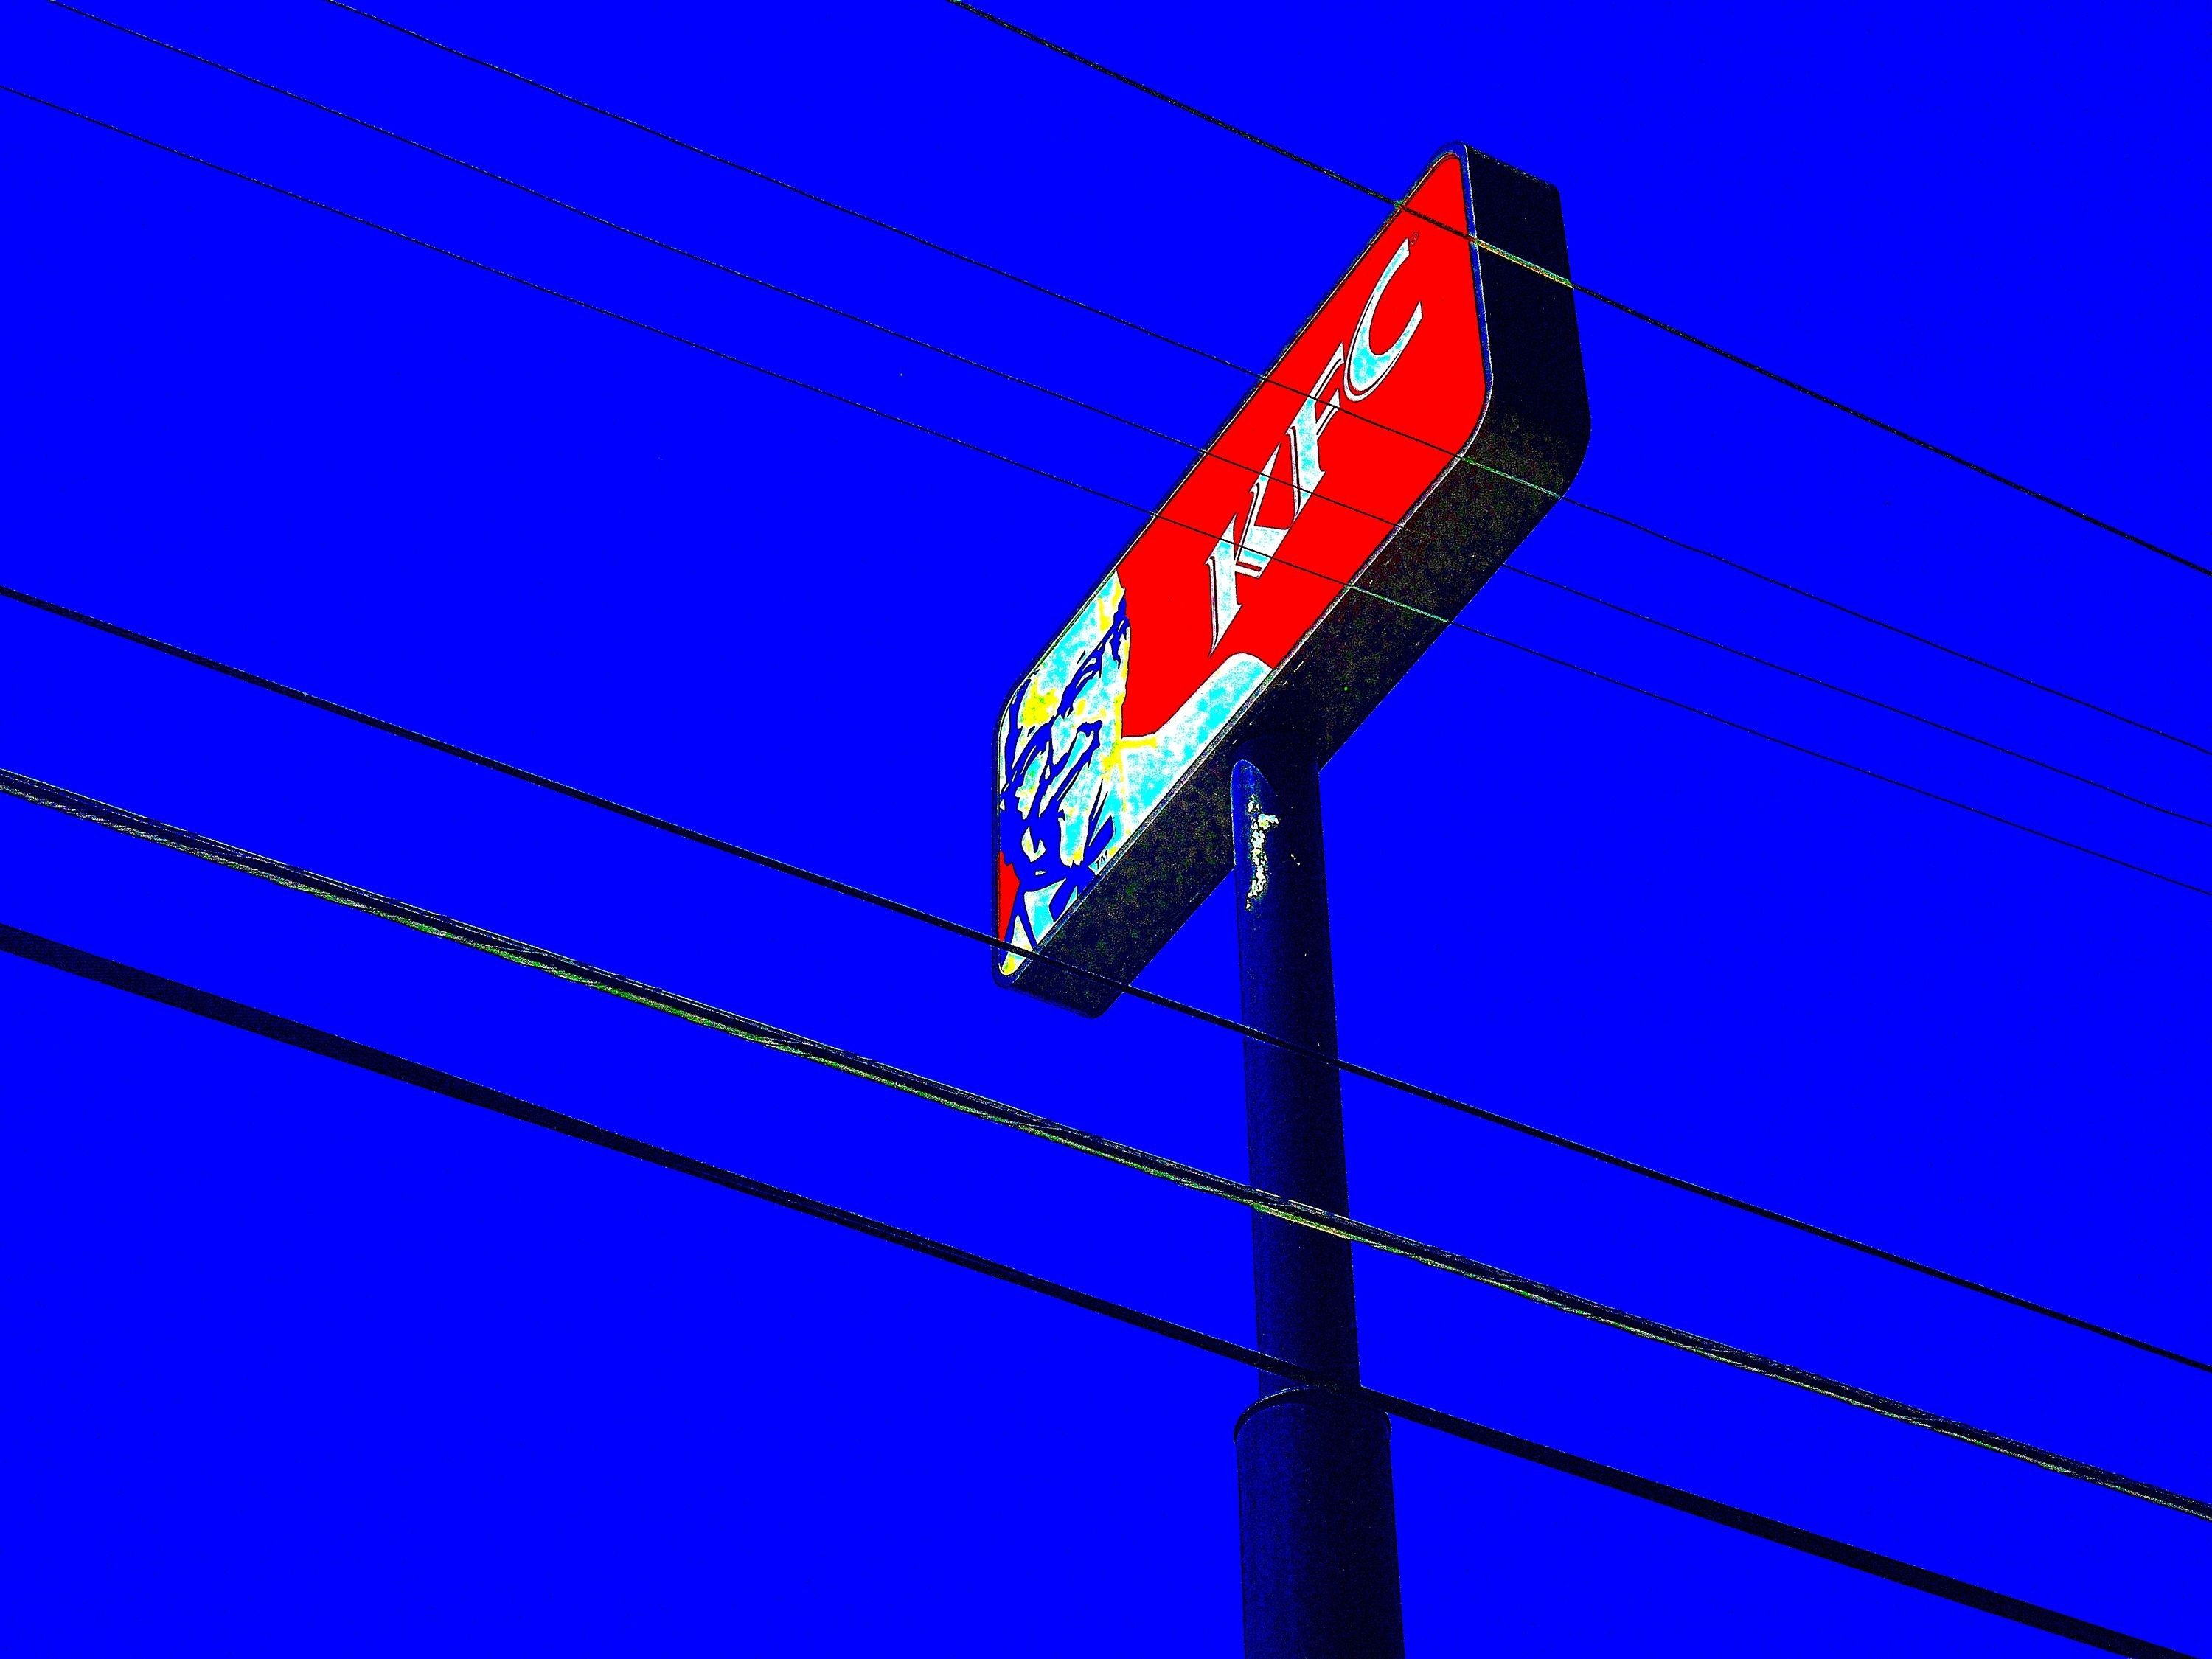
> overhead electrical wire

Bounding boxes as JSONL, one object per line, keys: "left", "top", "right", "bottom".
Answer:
{"left": 1507, "top": 564, "right": 2212, "bottom": 831}
{"left": 52, "top": 0, "right": 2212, "bottom": 840}
{"left": 7, "top": 580, "right": 2204, "bottom": 1383}
{"left": 41, "top": 1, "right": 1198, "bottom": 468}
{"left": 1559, "top": 495, "right": 2212, "bottom": 765}
{"left": 52, "top": 1, "right": 1545, "bottom": 595}
{"left": 0, "top": 920, "right": 2188, "bottom": 1659}
{"left": 313, "top": 0, "right": 1270, "bottom": 378}
{"left": 1, "top": 762, "right": 2204, "bottom": 1526}
{"left": 310, "top": 0, "right": 2212, "bottom": 767}
{"left": 10, "top": 79, "right": 2209, "bottom": 922}
{"left": 7, "top": 81, "right": 2212, "bottom": 1377}
{"left": 944, "top": 1, "right": 2210, "bottom": 582}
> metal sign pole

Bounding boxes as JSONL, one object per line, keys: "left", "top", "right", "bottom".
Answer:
{"left": 1230, "top": 731, "right": 1405, "bottom": 1659}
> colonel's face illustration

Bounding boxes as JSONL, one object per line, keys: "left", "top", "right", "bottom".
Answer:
{"left": 995, "top": 580, "right": 1131, "bottom": 970}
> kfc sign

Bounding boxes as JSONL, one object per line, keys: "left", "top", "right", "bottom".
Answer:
{"left": 995, "top": 147, "right": 1589, "bottom": 1013}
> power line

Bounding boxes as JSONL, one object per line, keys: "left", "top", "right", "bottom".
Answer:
{"left": 5, "top": 584, "right": 2205, "bottom": 1380}
{"left": 13, "top": 80, "right": 2208, "bottom": 920}
{"left": 1507, "top": 564, "right": 2212, "bottom": 830}
{"left": 0, "top": 86, "right": 1150, "bottom": 509}
{"left": 1, "top": 762, "right": 2203, "bottom": 1523}
{"left": 1, "top": 921, "right": 2185, "bottom": 1659}
{"left": 943, "top": 1, "right": 2210, "bottom": 582}
{"left": 52, "top": 1, "right": 1529, "bottom": 600}
{"left": 53, "top": 0, "right": 1521, "bottom": 605}
{"left": 1557, "top": 496, "right": 2212, "bottom": 765}
{"left": 8, "top": 83, "right": 2212, "bottom": 1374}
{"left": 44, "top": 0, "right": 1199, "bottom": 465}
{"left": 314, "top": 0, "right": 2212, "bottom": 769}
{"left": 56, "top": 0, "right": 2212, "bottom": 841}
{"left": 50, "top": 0, "right": 1463, "bottom": 557}
{"left": 121, "top": 0, "right": 1566, "bottom": 588}
{"left": 1462, "top": 618, "right": 2212, "bottom": 902}
{"left": 313, "top": 0, "right": 1259, "bottom": 378}
{"left": 7, "top": 583, "right": 2204, "bottom": 1382}
{"left": 33, "top": 2, "right": 1514, "bottom": 622}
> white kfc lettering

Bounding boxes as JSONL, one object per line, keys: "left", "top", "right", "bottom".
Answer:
{"left": 1290, "top": 344, "right": 1346, "bottom": 515}
{"left": 1209, "top": 240, "right": 1419, "bottom": 647}
{"left": 1345, "top": 238, "right": 1422, "bottom": 400}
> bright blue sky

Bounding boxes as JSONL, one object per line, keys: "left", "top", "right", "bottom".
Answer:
{"left": 2, "top": 1, "right": 2206, "bottom": 1652}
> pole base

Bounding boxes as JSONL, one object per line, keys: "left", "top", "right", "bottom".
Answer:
{"left": 1234, "top": 1388, "right": 1406, "bottom": 1659}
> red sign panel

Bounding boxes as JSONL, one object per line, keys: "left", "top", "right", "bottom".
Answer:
{"left": 1118, "top": 155, "right": 1489, "bottom": 738}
